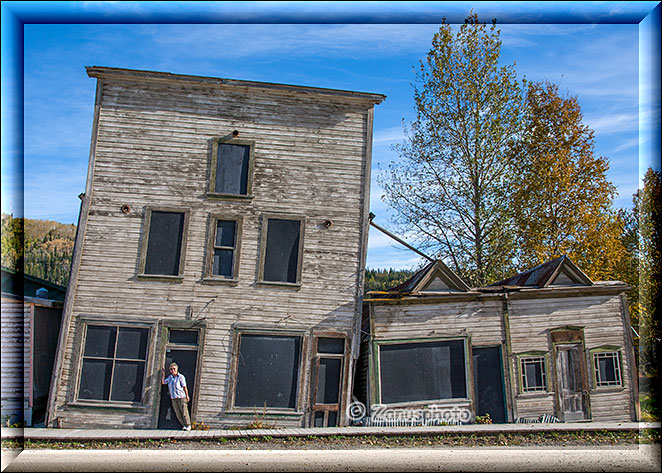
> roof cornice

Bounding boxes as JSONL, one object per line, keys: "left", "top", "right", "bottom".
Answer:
{"left": 86, "top": 66, "right": 386, "bottom": 105}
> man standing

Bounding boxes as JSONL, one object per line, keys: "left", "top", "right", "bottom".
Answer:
{"left": 161, "top": 362, "right": 192, "bottom": 431}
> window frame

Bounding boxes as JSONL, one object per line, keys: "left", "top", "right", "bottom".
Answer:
{"left": 208, "top": 136, "right": 255, "bottom": 200}
{"left": 227, "top": 329, "right": 307, "bottom": 415}
{"left": 203, "top": 214, "right": 243, "bottom": 284}
{"left": 73, "top": 320, "right": 155, "bottom": 408}
{"left": 257, "top": 214, "right": 306, "bottom": 288}
{"left": 374, "top": 336, "right": 471, "bottom": 406}
{"left": 518, "top": 352, "right": 549, "bottom": 394}
{"left": 137, "top": 207, "right": 190, "bottom": 282}
{"left": 590, "top": 347, "right": 624, "bottom": 389}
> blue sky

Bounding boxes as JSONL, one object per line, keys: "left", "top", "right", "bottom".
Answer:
{"left": 2, "top": 1, "right": 660, "bottom": 270}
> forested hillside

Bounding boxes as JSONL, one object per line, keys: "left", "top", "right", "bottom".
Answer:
{"left": 1, "top": 213, "right": 76, "bottom": 287}
{"left": 364, "top": 268, "right": 415, "bottom": 294}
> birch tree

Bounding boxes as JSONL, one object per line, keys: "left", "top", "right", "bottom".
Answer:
{"left": 380, "top": 14, "right": 524, "bottom": 286}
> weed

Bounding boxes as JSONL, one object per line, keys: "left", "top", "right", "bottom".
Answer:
{"left": 475, "top": 413, "right": 493, "bottom": 424}
{"left": 245, "top": 402, "right": 277, "bottom": 430}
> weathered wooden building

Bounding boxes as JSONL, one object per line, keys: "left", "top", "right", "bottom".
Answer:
{"left": 358, "top": 256, "right": 639, "bottom": 424}
{"left": 47, "top": 67, "right": 385, "bottom": 429}
{"left": 1, "top": 268, "right": 65, "bottom": 426}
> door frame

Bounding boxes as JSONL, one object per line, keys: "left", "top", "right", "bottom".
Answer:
{"left": 550, "top": 327, "right": 591, "bottom": 422}
{"left": 154, "top": 320, "right": 205, "bottom": 427}
{"left": 309, "top": 331, "right": 351, "bottom": 427}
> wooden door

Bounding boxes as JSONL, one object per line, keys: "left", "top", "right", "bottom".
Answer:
{"left": 555, "top": 344, "right": 588, "bottom": 421}
{"left": 310, "top": 336, "right": 346, "bottom": 427}
{"left": 472, "top": 346, "right": 507, "bottom": 423}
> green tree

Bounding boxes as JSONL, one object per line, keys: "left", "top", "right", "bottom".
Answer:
{"left": 1, "top": 213, "right": 24, "bottom": 272}
{"left": 364, "top": 268, "right": 415, "bottom": 294}
{"left": 511, "top": 80, "right": 626, "bottom": 281}
{"left": 380, "top": 14, "right": 524, "bottom": 286}
{"left": 1, "top": 213, "right": 75, "bottom": 287}
{"left": 633, "top": 168, "right": 661, "bottom": 376}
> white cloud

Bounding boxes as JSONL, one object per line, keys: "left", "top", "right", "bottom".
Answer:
{"left": 584, "top": 113, "right": 639, "bottom": 135}
{"left": 373, "top": 125, "right": 406, "bottom": 145}
{"left": 613, "top": 137, "right": 640, "bottom": 153}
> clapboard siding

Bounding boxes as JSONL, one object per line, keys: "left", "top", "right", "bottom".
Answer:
{"left": 589, "top": 390, "right": 632, "bottom": 421}
{"left": 1, "top": 298, "right": 30, "bottom": 423}
{"left": 367, "top": 286, "right": 636, "bottom": 423}
{"left": 508, "top": 294, "right": 634, "bottom": 421}
{"left": 372, "top": 300, "right": 504, "bottom": 345}
{"left": 50, "top": 68, "right": 382, "bottom": 429}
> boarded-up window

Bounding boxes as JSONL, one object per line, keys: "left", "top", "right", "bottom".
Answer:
{"left": 520, "top": 356, "right": 547, "bottom": 392}
{"left": 143, "top": 210, "right": 186, "bottom": 276}
{"left": 78, "top": 324, "right": 149, "bottom": 403}
{"left": 262, "top": 218, "right": 302, "bottom": 284}
{"left": 214, "top": 143, "right": 250, "bottom": 196}
{"left": 379, "top": 339, "right": 467, "bottom": 404}
{"left": 234, "top": 334, "right": 301, "bottom": 409}
{"left": 593, "top": 351, "right": 622, "bottom": 387}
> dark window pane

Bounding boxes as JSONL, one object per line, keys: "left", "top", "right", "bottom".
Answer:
{"left": 169, "top": 330, "right": 199, "bottom": 345}
{"left": 83, "top": 325, "right": 116, "bottom": 358}
{"left": 235, "top": 334, "right": 301, "bottom": 409}
{"left": 216, "top": 144, "right": 250, "bottom": 195}
{"left": 115, "top": 327, "right": 149, "bottom": 360}
{"left": 327, "top": 411, "right": 337, "bottom": 427}
{"left": 317, "top": 338, "right": 345, "bottom": 355}
{"left": 525, "top": 361, "right": 544, "bottom": 389}
{"left": 144, "top": 211, "right": 185, "bottom": 276}
{"left": 215, "top": 220, "right": 236, "bottom": 247}
{"left": 598, "top": 357, "right": 616, "bottom": 382}
{"left": 263, "top": 219, "right": 300, "bottom": 283}
{"left": 316, "top": 358, "right": 342, "bottom": 404}
{"left": 314, "top": 411, "right": 325, "bottom": 427}
{"left": 79, "top": 359, "right": 112, "bottom": 400}
{"left": 380, "top": 340, "right": 466, "bottom": 404}
{"left": 111, "top": 361, "right": 145, "bottom": 402}
{"left": 213, "top": 249, "right": 234, "bottom": 278}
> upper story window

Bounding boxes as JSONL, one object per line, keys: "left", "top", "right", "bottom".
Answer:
{"left": 208, "top": 137, "right": 255, "bottom": 199}
{"left": 138, "top": 208, "right": 189, "bottom": 281}
{"left": 258, "top": 216, "right": 305, "bottom": 287}
{"left": 205, "top": 216, "right": 241, "bottom": 282}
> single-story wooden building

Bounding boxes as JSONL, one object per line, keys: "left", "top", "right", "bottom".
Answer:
{"left": 356, "top": 256, "right": 639, "bottom": 424}
{"left": 1, "top": 267, "right": 65, "bottom": 426}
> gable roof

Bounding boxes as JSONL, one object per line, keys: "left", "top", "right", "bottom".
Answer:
{"left": 489, "top": 255, "right": 593, "bottom": 288}
{"left": 371, "top": 259, "right": 471, "bottom": 297}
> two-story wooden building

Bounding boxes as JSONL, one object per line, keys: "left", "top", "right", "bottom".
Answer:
{"left": 46, "top": 67, "right": 385, "bottom": 429}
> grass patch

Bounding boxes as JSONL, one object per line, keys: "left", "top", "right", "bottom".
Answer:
{"left": 3, "top": 430, "right": 657, "bottom": 450}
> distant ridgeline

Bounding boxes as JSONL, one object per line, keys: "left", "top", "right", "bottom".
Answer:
{"left": 364, "top": 268, "right": 415, "bottom": 294}
{"left": 1, "top": 214, "right": 76, "bottom": 287}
